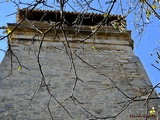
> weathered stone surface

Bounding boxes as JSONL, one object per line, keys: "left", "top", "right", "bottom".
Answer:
{"left": 0, "top": 20, "right": 159, "bottom": 120}
{"left": 0, "top": 108, "right": 6, "bottom": 113}
{"left": 4, "top": 103, "right": 14, "bottom": 110}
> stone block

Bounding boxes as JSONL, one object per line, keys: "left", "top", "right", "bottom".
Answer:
{"left": 0, "top": 108, "right": 6, "bottom": 113}
{"left": 0, "top": 80, "right": 4, "bottom": 89}
{"left": 122, "top": 63, "right": 137, "bottom": 69}
{"left": 4, "top": 103, "right": 14, "bottom": 110}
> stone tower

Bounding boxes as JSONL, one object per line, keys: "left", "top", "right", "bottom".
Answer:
{"left": 0, "top": 9, "right": 159, "bottom": 120}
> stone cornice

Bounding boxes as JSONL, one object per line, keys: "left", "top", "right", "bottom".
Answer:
{"left": 7, "top": 20, "right": 133, "bottom": 49}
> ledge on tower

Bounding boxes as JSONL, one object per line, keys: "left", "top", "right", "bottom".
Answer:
{"left": 6, "top": 9, "right": 133, "bottom": 50}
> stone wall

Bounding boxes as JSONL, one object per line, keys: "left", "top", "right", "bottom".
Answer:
{"left": 0, "top": 21, "right": 159, "bottom": 120}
